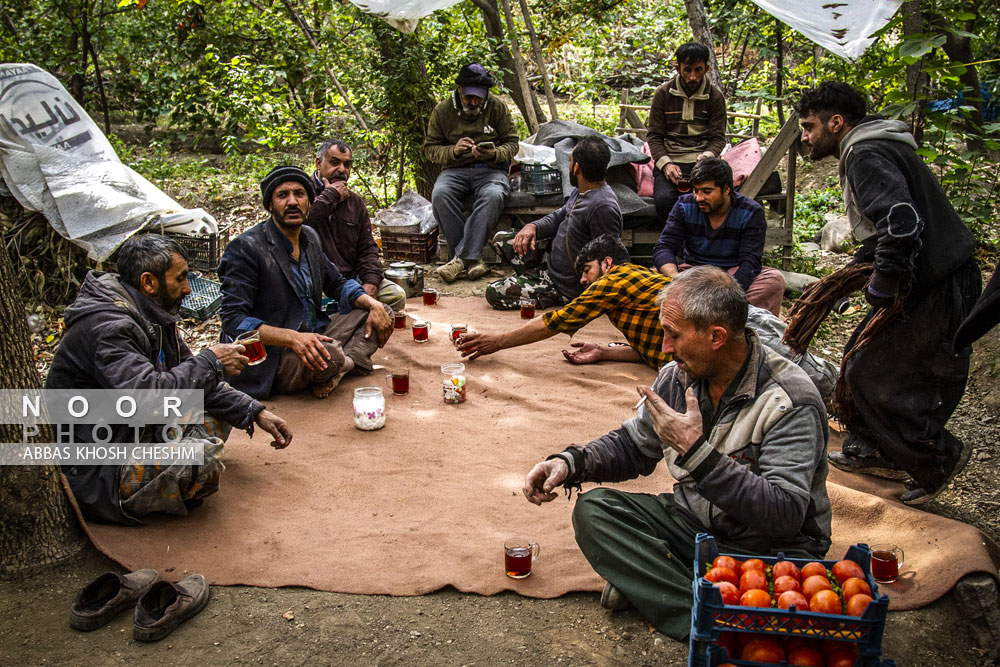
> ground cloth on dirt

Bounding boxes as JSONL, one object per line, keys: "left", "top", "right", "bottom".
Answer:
{"left": 82, "top": 297, "right": 998, "bottom": 610}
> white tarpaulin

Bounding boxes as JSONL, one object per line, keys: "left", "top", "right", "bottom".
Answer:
{"left": 0, "top": 63, "right": 216, "bottom": 262}
{"left": 750, "top": 0, "right": 904, "bottom": 60}
{"left": 347, "top": 0, "right": 464, "bottom": 32}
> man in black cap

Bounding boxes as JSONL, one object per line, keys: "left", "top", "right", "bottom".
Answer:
{"left": 423, "top": 62, "right": 520, "bottom": 282}
{"left": 218, "top": 165, "right": 394, "bottom": 400}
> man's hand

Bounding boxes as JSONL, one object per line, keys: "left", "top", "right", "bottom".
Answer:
{"left": 523, "top": 457, "right": 569, "bottom": 505}
{"left": 663, "top": 163, "right": 683, "bottom": 184}
{"left": 561, "top": 342, "right": 603, "bottom": 365}
{"left": 639, "top": 385, "right": 703, "bottom": 456}
{"left": 362, "top": 283, "right": 378, "bottom": 299}
{"left": 658, "top": 262, "right": 679, "bottom": 278}
{"left": 290, "top": 332, "right": 334, "bottom": 371}
{"left": 209, "top": 343, "right": 250, "bottom": 376}
{"left": 255, "top": 409, "right": 293, "bottom": 449}
{"left": 453, "top": 137, "right": 476, "bottom": 158}
{"left": 471, "top": 145, "right": 496, "bottom": 161}
{"left": 512, "top": 223, "right": 537, "bottom": 256}
{"left": 321, "top": 176, "right": 350, "bottom": 202}
{"left": 457, "top": 332, "right": 502, "bottom": 360}
{"left": 364, "top": 303, "right": 393, "bottom": 347}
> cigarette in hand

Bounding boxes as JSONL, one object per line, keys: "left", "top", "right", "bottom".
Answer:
{"left": 634, "top": 395, "right": 647, "bottom": 411}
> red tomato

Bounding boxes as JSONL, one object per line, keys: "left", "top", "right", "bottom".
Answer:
{"left": 809, "top": 589, "right": 843, "bottom": 615}
{"left": 716, "top": 630, "right": 738, "bottom": 658}
{"left": 783, "top": 636, "right": 818, "bottom": 653}
{"left": 841, "top": 577, "right": 872, "bottom": 601}
{"left": 714, "top": 581, "right": 740, "bottom": 606}
{"left": 741, "top": 637, "right": 785, "bottom": 663}
{"left": 777, "top": 590, "right": 810, "bottom": 611}
{"left": 713, "top": 555, "right": 740, "bottom": 572}
{"left": 787, "top": 647, "right": 825, "bottom": 667}
{"left": 832, "top": 559, "right": 866, "bottom": 585}
{"left": 705, "top": 566, "right": 738, "bottom": 587}
{"left": 740, "top": 568, "right": 768, "bottom": 592}
{"left": 846, "top": 593, "right": 874, "bottom": 616}
{"left": 800, "top": 561, "right": 828, "bottom": 579}
{"left": 774, "top": 575, "right": 802, "bottom": 596}
{"left": 827, "top": 652, "right": 858, "bottom": 667}
{"left": 740, "top": 588, "right": 773, "bottom": 608}
{"left": 821, "top": 640, "right": 857, "bottom": 657}
{"left": 801, "top": 574, "right": 833, "bottom": 599}
{"left": 772, "top": 560, "right": 801, "bottom": 581}
{"left": 740, "top": 558, "right": 767, "bottom": 574}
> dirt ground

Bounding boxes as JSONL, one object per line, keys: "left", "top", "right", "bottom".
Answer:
{"left": 4, "top": 156, "right": 999, "bottom": 666}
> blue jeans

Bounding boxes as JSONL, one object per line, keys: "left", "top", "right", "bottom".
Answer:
{"left": 431, "top": 167, "right": 510, "bottom": 262}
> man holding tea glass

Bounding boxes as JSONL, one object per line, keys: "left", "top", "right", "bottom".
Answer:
{"left": 219, "top": 166, "right": 393, "bottom": 400}
{"left": 522, "top": 267, "right": 831, "bottom": 640}
{"left": 46, "top": 234, "right": 293, "bottom": 524}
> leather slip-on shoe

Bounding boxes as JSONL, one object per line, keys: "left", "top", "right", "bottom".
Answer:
{"left": 133, "top": 574, "right": 210, "bottom": 641}
{"left": 70, "top": 569, "right": 161, "bottom": 631}
{"left": 600, "top": 582, "right": 633, "bottom": 611}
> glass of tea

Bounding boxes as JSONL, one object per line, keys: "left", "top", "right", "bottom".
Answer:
{"left": 386, "top": 368, "right": 409, "bottom": 395}
{"left": 870, "top": 544, "right": 904, "bottom": 584}
{"left": 504, "top": 538, "right": 539, "bottom": 579}
{"left": 236, "top": 330, "right": 266, "bottom": 366}
{"left": 422, "top": 288, "right": 438, "bottom": 306}
{"left": 676, "top": 178, "right": 692, "bottom": 193}
{"left": 520, "top": 297, "right": 536, "bottom": 319}
{"left": 412, "top": 321, "right": 430, "bottom": 343}
{"left": 450, "top": 323, "right": 468, "bottom": 345}
{"left": 393, "top": 311, "right": 407, "bottom": 330}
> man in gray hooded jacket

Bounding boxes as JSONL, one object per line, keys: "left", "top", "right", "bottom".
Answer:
{"left": 795, "top": 82, "right": 981, "bottom": 505}
{"left": 521, "top": 267, "right": 831, "bottom": 640}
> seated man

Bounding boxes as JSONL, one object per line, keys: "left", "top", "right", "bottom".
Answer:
{"left": 462, "top": 235, "right": 836, "bottom": 400}
{"left": 423, "top": 63, "right": 519, "bottom": 282}
{"left": 653, "top": 158, "right": 786, "bottom": 316}
{"left": 522, "top": 266, "right": 831, "bottom": 639}
{"left": 305, "top": 138, "right": 406, "bottom": 311}
{"left": 647, "top": 42, "right": 727, "bottom": 222}
{"left": 218, "top": 166, "right": 393, "bottom": 400}
{"left": 487, "top": 137, "right": 622, "bottom": 310}
{"left": 46, "top": 234, "right": 292, "bottom": 524}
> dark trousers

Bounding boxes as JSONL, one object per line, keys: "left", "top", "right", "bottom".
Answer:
{"left": 844, "top": 258, "right": 982, "bottom": 489}
{"left": 653, "top": 162, "right": 695, "bottom": 223}
{"left": 572, "top": 488, "right": 815, "bottom": 640}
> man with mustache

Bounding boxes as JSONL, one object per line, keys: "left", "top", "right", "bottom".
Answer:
{"left": 423, "top": 63, "right": 519, "bottom": 283}
{"left": 304, "top": 139, "right": 405, "bottom": 310}
{"left": 652, "top": 158, "right": 786, "bottom": 316}
{"left": 219, "top": 166, "right": 394, "bottom": 400}
{"left": 46, "top": 234, "right": 292, "bottom": 523}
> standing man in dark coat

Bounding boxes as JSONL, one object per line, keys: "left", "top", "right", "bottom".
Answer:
{"left": 646, "top": 42, "right": 728, "bottom": 223}
{"left": 219, "top": 166, "right": 393, "bottom": 400}
{"left": 304, "top": 138, "right": 406, "bottom": 311}
{"left": 796, "top": 82, "right": 981, "bottom": 504}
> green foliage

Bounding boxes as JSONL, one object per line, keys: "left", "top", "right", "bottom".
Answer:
{"left": 793, "top": 186, "right": 843, "bottom": 242}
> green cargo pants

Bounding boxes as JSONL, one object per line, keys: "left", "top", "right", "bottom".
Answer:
{"left": 572, "top": 488, "right": 816, "bottom": 640}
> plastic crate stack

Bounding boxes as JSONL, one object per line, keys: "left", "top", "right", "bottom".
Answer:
{"left": 520, "top": 163, "right": 561, "bottom": 195}
{"left": 179, "top": 274, "right": 223, "bottom": 321}
{"left": 689, "top": 534, "right": 894, "bottom": 667}
{"left": 381, "top": 227, "right": 439, "bottom": 263}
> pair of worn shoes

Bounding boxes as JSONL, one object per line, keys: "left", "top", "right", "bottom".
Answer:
{"left": 70, "top": 569, "right": 210, "bottom": 641}
{"left": 436, "top": 256, "right": 490, "bottom": 283}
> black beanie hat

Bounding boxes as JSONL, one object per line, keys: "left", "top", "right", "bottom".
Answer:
{"left": 260, "top": 165, "right": 315, "bottom": 211}
{"left": 455, "top": 63, "right": 493, "bottom": 98}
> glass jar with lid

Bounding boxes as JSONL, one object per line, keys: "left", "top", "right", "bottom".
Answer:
{"left": 441, "top": 363, "right": 467, "bottom": 404}
{"left": 353, "top": 387, "right": 386, "bottom": 430}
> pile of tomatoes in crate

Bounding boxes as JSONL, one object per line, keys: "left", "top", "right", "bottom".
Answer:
{"left": 715, "top": 632, "right": 861, "bottom": 666}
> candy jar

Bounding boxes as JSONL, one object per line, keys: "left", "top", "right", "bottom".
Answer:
{"left": 353, "top": 387, "right": 386, "bottom": 430}
{"left": 441, "top": 363, "right": 467, "bottom": 404}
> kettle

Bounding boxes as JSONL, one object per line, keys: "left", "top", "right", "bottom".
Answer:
{"left": 384, "top": 261, "right": 424, "bottom": 298}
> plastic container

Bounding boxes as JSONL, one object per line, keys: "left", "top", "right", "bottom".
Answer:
{"left": 441, "top": 363, "right": 467, "bottom": 404}
{"left": 352, "top": 387, "right": 386, "bottom": 430}
{"left": 381, "top": 227, "right": 439, "bottom": 262}
{"left": 701, "top": 644, "right": 897, "bottom": 667}
{"left": 520, "top": 163, "right": 561, "bottom": 195}
{"left": 179, "top": 274, "right": 222, "bottom": 320}
{"left": 688, "top": 533, "right": 890, "bottom": 667}
{"left": 162, "top": 223, "right": 231, "bottom": 271}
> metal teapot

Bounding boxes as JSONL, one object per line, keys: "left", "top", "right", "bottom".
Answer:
{"left": 384, "top": 261, "right": 424, "bottom": 298}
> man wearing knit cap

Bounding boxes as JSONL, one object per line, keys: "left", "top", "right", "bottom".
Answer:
{"left": 218, "top": 165, "right": 394, "bottom": 400}
{"left": 423, "top": 62, "right": 520, "bottom": 282}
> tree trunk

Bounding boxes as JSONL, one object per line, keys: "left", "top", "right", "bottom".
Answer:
{"left": 682, "top": 0, "right": 723, "bottom": 91}
{"left": 902, "top": 0, "right": 927, "bottom": 142}
{"left": 938, "top": 21, "right": 982, "bottom": 152}
{"left": 470, "top": 0, "right": 546, "bottom": 128}
{"left": 0, "top": 212, "right": 85, "bottom": 579}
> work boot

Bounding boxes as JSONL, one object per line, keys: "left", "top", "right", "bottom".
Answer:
{"left": 436, "top": 256, "right": 465, "bottom": 283}
{"left": 133, "top": 574, "right": 210, "bottom": 641}
{"left": 70, "top": 569, "right": 161, "bottom": 631}
{"left": 900, "top": 437, "right": 973, "bottom": 506}
{"left": 600, "top": 582, "right": 632, "bottom": 611}
{"left": 466, "top": 261, "right": 490, "bottom": 280}
{"left": 828, "top": 451, "right": 910, "bottom": 481}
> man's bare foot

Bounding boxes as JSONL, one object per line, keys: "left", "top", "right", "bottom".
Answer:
{"left": 312, "top": 370, "right": 348, "bottom": 399}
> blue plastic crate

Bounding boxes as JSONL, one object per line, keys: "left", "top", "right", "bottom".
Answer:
{"left": 179, "top": 274, "right": 222, "bottom": 320}
{"left": 700, "top": 644, "right": 896, "bottom": 667}
{"left": 688, "top": 534, "right": 889, "bottom": 667}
